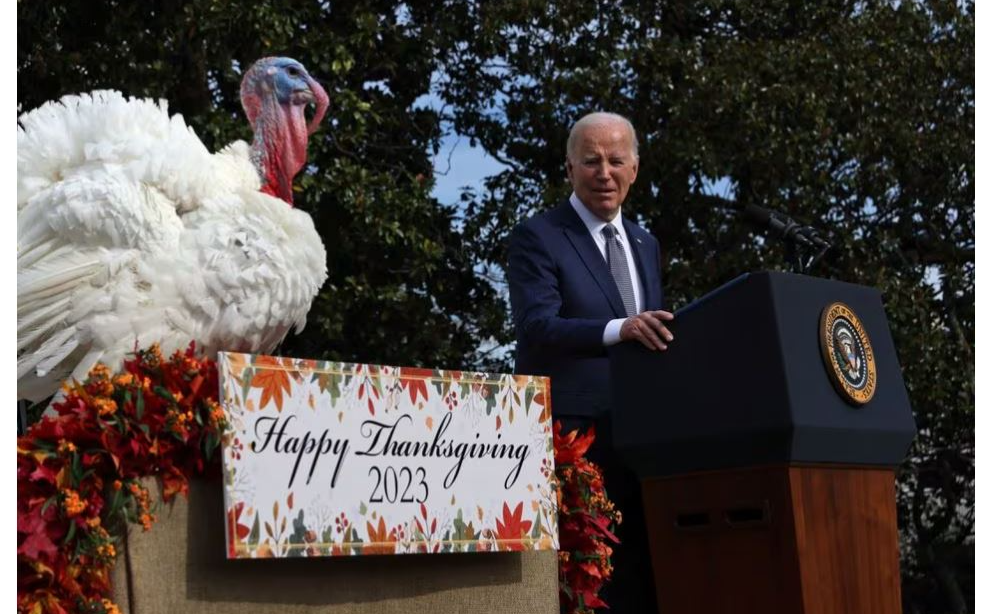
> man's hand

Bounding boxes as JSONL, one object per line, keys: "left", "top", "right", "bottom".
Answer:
{"left": 619, "top": 310, "right": 674, "bottom": 351}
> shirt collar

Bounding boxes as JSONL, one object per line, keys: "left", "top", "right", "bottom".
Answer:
{"left": 569, "top": 192, "right": 627, "bottom": 240}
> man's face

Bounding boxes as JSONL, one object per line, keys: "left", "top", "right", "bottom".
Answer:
{"left": 565, "top": 122, "right": 639, "bottom": 222}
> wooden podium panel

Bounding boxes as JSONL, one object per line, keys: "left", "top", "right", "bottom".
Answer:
{"left": 788, "top": 466, "right": 902, "bottom": 614}
{"left": 642, "top": 465, "right": 901, "bottom": 614}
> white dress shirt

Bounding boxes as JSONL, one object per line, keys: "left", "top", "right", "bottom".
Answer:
{"left": 569, "top": 193, "right": 644, "bottom": 346}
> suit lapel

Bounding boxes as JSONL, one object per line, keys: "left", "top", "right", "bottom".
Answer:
{"left": 558, "top": 201, "right": 627, "bottom": 317}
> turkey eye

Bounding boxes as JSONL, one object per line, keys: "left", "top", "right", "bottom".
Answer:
{"left": 286, "top": 67, "right": 300, "bottom": 77}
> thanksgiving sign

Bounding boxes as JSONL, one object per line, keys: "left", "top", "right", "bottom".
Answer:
{"left": 219, "top": 352, "right": 559, "bottom": 558}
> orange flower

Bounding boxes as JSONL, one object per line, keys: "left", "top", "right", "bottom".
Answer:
{"left": 209, "top": 404, "right": 226, "bottom": 427}
{"left": 61, "top": 489, "right": 86, "bottom": 517}
{"left": 145, "top": 343, "right": 163, "bottom": 367}
{"left": 88, "top": 363, "right": 111, "bottom": 381}
{"left": 94, "top": 398, "right": 117, "bottom": 417}
{"left": 18, "top": 342, "right": 223, "bottom": 612}
{"left": 113, "top": 373, "right": 134, "bottom": 387}
{"left": 88, "top": 379, "right": 114, "bottom": 397}
{"left": 139, "top": 513, "right": 155, "bottom": 531}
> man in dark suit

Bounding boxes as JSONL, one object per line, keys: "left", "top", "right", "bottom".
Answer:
{"left": 507, "top": 112, "right": 673, "bottom": 612}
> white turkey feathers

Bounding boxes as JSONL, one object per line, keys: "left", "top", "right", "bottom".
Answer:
{"left": 18, "top": 61, "right": 329, "bottom": 402}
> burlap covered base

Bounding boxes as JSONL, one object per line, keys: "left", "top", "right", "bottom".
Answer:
{"left": 112, "top": 478, "right": 559, "bottom": 614}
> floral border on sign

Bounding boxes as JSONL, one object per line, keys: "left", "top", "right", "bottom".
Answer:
{"left": 219, "top": 352, "right": 559, "bottom": 558}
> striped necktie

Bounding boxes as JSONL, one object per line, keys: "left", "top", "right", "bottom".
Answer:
{"left": 602, "top": 224, "right": 637, "bottom": 316}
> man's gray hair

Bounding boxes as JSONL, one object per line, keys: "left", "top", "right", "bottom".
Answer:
{"left": 566, "top": 112, "right": 640, "bottom": 160}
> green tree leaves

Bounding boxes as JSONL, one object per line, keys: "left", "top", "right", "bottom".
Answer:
{"left": 18, "top": 2, "right": 972, "bottom": 610}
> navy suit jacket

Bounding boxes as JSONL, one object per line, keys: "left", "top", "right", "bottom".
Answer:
{"left": 507, "top": 199, "right": 664, "bottom": 418}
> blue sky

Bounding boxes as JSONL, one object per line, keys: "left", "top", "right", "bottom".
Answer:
{"left": 413, "top": 80, "right": 506, "bottom": 207}
{"left": 430, "top": 136, "right": 505, "bottom": 206}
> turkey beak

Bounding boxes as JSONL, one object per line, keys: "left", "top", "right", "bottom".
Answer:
{"left": 305, "top": 76, "right": 329, "bottom": 135}
{"left": 293, "top": 88, "right": 316, "bottom": 104}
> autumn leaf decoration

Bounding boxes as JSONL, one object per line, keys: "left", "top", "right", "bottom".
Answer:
{"left": 355, "top": 364, "right": 382, "bottom": 415}
{"left": 553, "top": 421, "right": 622, "bottom": 614}
{"left": 250, "top": 355, "right": 294, "bottom": 412}
{"left": 364, "top": 516, "right": 398, "bottom": 555}
{"left": 226, "top": 502, "right": 251, "bottom": 558}
{"left": 399, "top": 366, "right": 433, "bottom": 406}
{"left": 493, "top": 501, "right": 532, "bottom": 552}
{"left": 534, "top": 390, "right": 550, "bottom": 423}
{"left": 17, "top": 343, "right": 226, "bottom": 614}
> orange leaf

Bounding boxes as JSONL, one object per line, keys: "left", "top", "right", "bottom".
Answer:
{"left": 538, "top": 401, "right": 552, "bottom": 423}
{"left": 226, "top": 352, "right": 249, "bottom": 379}
{"left": 251, "top": 356, "right": 293, "bottom": 411}
{"left": 493, "top": 501, "right": 532, "bottom": 551}
{"left": 361, "top": 517, "right": 398, "bottom": 554}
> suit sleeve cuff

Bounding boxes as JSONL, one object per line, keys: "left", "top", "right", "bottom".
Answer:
{"left": 603, "top": 318, "right": 627, "bottom": 346}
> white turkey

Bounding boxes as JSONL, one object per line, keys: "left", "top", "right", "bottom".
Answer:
{"left": 17, "top": 56, "right": 330, "bottom": 402}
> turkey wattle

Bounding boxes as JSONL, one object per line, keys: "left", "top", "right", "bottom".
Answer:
{"left": 17, "top": 57, "right": 329, "bottom": 402}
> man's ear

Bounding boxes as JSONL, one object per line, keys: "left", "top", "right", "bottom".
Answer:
{"left": 565, "top": 159, "right": 573, "bottom": 180}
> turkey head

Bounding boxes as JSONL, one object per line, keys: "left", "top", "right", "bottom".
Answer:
{"left": 240, "top": 57, "right": 329, "bottom": 205}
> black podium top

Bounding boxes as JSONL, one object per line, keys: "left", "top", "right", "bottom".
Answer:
{"left": 611, "top": 272, "right": 916, "bottom": 478}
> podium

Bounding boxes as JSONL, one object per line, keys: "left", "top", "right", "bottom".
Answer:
{"left": 611, "top": 272, "right": 915, "bottom": 614}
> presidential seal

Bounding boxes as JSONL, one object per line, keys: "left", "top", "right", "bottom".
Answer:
{"left": 819, "top": 302, "right": 876, "bottom": 405}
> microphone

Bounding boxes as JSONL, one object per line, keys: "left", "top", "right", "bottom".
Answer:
{"left": 742, "top": 204, "right": 831, "bottom": 251}
{"left": 707, "top": 197, "right": 832, "bottom": 272}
